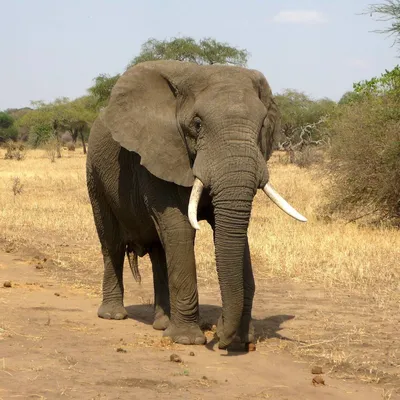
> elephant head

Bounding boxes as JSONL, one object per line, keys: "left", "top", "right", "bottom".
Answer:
{"left": 104, "top": 60, "right": 306, "bottom": 348}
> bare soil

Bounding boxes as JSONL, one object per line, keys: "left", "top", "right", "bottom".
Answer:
{"left": 1, "top": 245, "right": 399, "bottom": 400}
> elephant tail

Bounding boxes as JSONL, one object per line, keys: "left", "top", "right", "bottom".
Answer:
{"left": 126, "top": 245, "right": 141, "bottom": 284}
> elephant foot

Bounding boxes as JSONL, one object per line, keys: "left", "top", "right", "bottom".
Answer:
{"left": 234, "top": 318, "right": 255, "bottom": 344}
{"left": 153, "top": 313, "right": 170, "bottom": 330}
{"left": 97, "top": 302, "right": 127, "bottom": 320}
{"left": 216, "top": 316, "right": 255, "bottom": 350}
{"left": 163, "top": 324, "right": 206, "bottom": 345}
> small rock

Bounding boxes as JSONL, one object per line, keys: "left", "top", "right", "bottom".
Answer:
{"left": 311, "top": 366, "right": 323, "bottom": 374}
{"left": 312, "top": 376, "right": 325, "bottom": 386}
{"left": 189, "top": 351, "right": 195, "bottom": 356}
{"left": 170, "top": 354, "right": 182, "bottom": 363}
{"left": 3, "top": 281, "right": 12, "bottom": 288}
{"left": 116, "top": 347, "right": 127, "bottom": 353}
{"left": 35, "top": 264, "right": 44, "bottom": 270}
{"left": 202, "top": 375, "right": 208, "bottom": 380}
{"left": 54, "top": 292, "right": 60, "bottom": 296}
{"left": 245, "top": 343, "right": 256, "bottom": 352}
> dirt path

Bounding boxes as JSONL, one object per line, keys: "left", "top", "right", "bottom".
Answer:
{"left": 0, "top": 250, "right": 396, "bottom": 400}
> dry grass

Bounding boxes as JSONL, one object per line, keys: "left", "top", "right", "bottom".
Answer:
{"left": 1, "top": 149, "right": 399, "bottom": 296}
{"left": 1, "top": 148, "right": 399, "bottom": 392}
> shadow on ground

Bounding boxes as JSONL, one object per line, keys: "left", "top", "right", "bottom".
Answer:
{"left": 126, "top": 303, "right": 295, "bottom": 353}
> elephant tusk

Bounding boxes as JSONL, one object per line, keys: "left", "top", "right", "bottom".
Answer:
{"left": 263, "top": 183, "right": 307, "bottom": 222}
{"left": 188, "top": 178, "right": 204, "bottom": 230}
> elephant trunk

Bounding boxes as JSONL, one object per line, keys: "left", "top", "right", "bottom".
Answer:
{"left": 206, "top": 141, "right": 258, "bottom": 348}
{"left": 212, "top": 188, "right": 253, "bottom": 348}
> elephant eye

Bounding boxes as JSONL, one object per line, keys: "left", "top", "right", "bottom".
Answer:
{"left": 193, "top": 117, "right": 202, "bottom": 133}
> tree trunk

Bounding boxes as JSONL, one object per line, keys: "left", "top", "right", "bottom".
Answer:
{"left": 79, "top": 129, "right": 87, "bottom": 154}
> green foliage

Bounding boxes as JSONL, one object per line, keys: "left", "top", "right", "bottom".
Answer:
{"left": 128, "top": 37, "right": 249, "bottom": 68}
{"left": 275, "top": 90, "right": 336, "bottom": 127}
{"left": 1, "top": 125, "right": 19, "bottom": 141}
{"left": 4, "top": 107, "right": 32, "bottom": 121}
{"left": 338, "top": 91, "right": 363, "bottom": 105}
{"left": 89, "top": 37, "right": 249, "bottom": 107}
{"left": 17, "top": 96, "right": 97, "bottom": 147}
{"left": 0, "top": 112, "right": 14, "bottom": 129}
{"left": 325, "top": 95, "right": 400, "bottom": 224}
{"left": 0, "top": 112, "right": 19, "bottom": 141}
{"left": 274, "top": 89, "right": 336, "bottom": 144}
{"left": 353, "top": 65, "right": 400, "bottom": 97}
{"left": 366, "top": 0, "right": 400, "bottom": 50}
{"left": 87, "top": 74, "right": 120, "bottom": 108}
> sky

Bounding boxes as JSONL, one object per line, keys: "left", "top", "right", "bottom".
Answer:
{"left": 0, "top": 0, "right": 399, "bottom": 110}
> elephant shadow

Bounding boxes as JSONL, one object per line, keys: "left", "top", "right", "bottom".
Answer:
{"left": 126, "top": 304, "right": 296, "bottom": 352}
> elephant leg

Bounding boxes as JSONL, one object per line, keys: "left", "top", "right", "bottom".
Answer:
{"left": 97, "top": 243, "right": 127, "bottom": 320}
{"left": 149, "top": 244, "right": 170, "bottom": 330}
{"left": 155, "top": 210, "right": 205, "bottom": 345}
{"left": 237, "top": 239, "right": 256, "bottom": 344}
{"left": 87, "top": 177, "right": 127, "bottom": 320}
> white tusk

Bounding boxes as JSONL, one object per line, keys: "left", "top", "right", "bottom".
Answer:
{"left": 263, "top": 183, "right": 307, "bottom": 222}
{"left": 188, "top": 178, "right": 204, "bottom": 230}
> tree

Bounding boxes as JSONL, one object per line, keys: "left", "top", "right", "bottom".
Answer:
{"left": 353, "top": 65, "right": 400, "bottom": 98}
{"left": 89, "top": 36, "right": 249, "bottom": 107}
{"left": 0, "top": 112, "right": 14, "bottom": 129}
{"left": 274, "top": 90, "right": 336, "bottom": 156}
{"left": 338, "top": 90, "right": 363, "bottom": 105}
{"left": 0, "top": 112, "right": 18, "bottom": 142}
{"left": 87, "top": 73, "right": 120, "bottom": 109}
{"left": 17, "top": 96, "right": 96, "bottom": 152}
{"left": 128, "top": 37, "right": 249, "bottom": 68}
{"left": 366, "top": 1, "right": 400, "bottom": 50}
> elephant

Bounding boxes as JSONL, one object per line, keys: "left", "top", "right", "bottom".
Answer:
{"left": 86, "top": 60, "right": 306, "bottom": 349}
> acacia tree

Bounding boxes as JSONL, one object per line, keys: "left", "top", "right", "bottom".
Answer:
{"left": 128, "top": 37, "right": 249, "bottom": 67}
{"left": 367, "top": 1, "right": 400, "bottom": 49}
{"left": 87, "top": 74, "right": 120, "bottom": 109}
{"left": 88, "top": 36, "right": 249, "bottom": 107}
{"left": 17, "top": 97, "right": 96, "bottom": 153}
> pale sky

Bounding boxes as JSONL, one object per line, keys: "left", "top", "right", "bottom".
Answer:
{"left": 0, "top": 0, "right": 399, "bottom": 110}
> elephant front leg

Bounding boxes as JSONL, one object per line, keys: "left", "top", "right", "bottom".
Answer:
{"left": 155, "top": 212, "right": 205, "bottom": 345}
{"left": 236, "top": 239, "right": 256, "bottom": 344}
{"left": 149, "top": 244, "right": 170, "bottom": 330}
{"left": 98, "top": 244, "right": 128, "bottom": 320}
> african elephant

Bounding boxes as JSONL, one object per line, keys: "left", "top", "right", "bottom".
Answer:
{"left": 86, "top": 60, "right": 306, "bottom": 349}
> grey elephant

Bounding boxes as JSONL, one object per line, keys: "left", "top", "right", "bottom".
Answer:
{"left": 86, "top": 60, "right": 306, "bottom": 349}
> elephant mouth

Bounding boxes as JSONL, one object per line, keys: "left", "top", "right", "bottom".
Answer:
{"left": 188, "top": 177, "right": 307, "bottom": 230}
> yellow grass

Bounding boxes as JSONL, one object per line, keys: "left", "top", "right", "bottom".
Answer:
{"left": 0, "top": 149, "right": 399, "bottom": 297}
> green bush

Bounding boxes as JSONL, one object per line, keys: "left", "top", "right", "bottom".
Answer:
{"left": 325, "top": 96, "right": 400, "bottom": 224}
{"left": 28, "top": 123, "right": 53, "bottom": 147}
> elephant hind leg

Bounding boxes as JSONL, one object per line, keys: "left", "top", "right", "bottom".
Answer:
{"left": 87, "top": 174, "right": 127, "bottom": 320}
{"left": 97, "top": 243, "right": 127, "bottom": 320}
{"left": 149, "top": 243, "right": 170, "bottom": 330}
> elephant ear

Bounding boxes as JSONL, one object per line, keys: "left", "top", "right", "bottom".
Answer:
{"left": 251, "top": 71, "right": 282, "bottom": 162}
{"left": 104, "top": 61, "right": 195, "bottom": 187}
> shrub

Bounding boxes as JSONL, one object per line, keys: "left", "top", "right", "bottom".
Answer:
{"left": 4, "top": 140, "right": 26, "bottom": 161}
{"left": 325, "top": 97, "right": 400, "bottom": 225}
{"left": 43, "top": 138, "right": 60, "bottom": 162}
{"left": 293, "top": 147, "right": 324, "bottom": 168}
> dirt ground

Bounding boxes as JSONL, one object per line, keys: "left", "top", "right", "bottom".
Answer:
{"left": 1, "top": 245, "right": 399, "bottom": 400}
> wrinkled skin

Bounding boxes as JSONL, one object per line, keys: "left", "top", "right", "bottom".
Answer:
{"left": 86, "top": 60, "right": 281, "bottom": 348}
